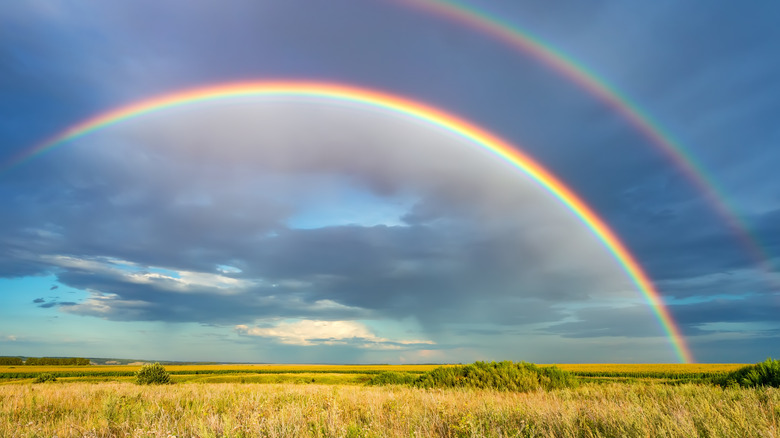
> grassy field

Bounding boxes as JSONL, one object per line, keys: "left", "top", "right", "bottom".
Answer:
{"left": 2, "top": 381, "right": 778, "bottom": 437}
{"left": 2, "top": 363, "right": 777, "bottom": 437}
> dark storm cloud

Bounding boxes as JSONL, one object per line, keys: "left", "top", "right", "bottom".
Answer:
{"left": 545, "top": 293, "right": 780, "bottom": 340}
{"left": 688, "top": 331, "right": 780, "bottom": 363}
{"left": 753, "top": 208, "right": 780, "bottom": 262}
{"left": 545, "top": 305, "right": 669, "bottom": 339}
{"left": 671, "top": 294, "right": 780, "bottom": 329}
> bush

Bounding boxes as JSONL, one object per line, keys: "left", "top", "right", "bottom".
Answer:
{"left": 717, "top": 358, "right": 780, "bottom": 388}
{"left": 412, "top": 361, "right": 578, "bottom": 392}
{"left": 34, "top": 373, "right": 57, "bottom": 383}
{"left": 134, "top": 363, "right": 171, "bottom": 385}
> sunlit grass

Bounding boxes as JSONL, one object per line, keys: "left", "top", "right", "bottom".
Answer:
{"left": 1, "top": 381, "right": 777, "bottom": 437}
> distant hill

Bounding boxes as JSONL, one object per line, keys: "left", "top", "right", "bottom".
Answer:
{"left": 88, "top": 357, "right": 222, "bottom": 366}
{"left": 0, "top": 356, "right": 221, "bottom": 366}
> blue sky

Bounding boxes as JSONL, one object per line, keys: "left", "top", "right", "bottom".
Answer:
{"left": 1, "top": 1, "right": 778, "bottom": 363}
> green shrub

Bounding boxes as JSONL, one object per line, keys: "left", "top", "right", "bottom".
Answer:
{"left": 716, "top": 358, "right": 780, "bottom": 388}
{"left": 33, "top": 373, "right": 57, "bottom": 383}
{"left": 414, "top": 361, "right": 577, "bottom": 392}
{"left": 134, "top": 363, "right": 171, "bottom": 385}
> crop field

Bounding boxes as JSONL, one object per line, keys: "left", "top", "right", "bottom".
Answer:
{"left": 0, "top": 363, "right": 742, "bottom": 384}
{"left": 545, "top": 363, "right": 746, "bottom": 382}
{"left": 0, "top": 364, "right": 443, "bottom": 384}
{"left": 2, "top": 361, "right": 778, "bottom": 437}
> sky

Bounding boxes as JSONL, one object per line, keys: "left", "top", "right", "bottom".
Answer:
{"left": 0, "top": 0, "right": 778, "bottom": 364}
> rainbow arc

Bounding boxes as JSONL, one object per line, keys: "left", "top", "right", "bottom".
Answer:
{"left": 403, "top": 0, "right": 774, "bottom": 277}
{"left": 0, "top": 81, "right": 695, "bottom": 363}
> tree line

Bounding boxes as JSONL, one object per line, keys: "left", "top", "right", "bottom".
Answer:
{"left": 0, "top": 357, "right": 90, "bottom": 366}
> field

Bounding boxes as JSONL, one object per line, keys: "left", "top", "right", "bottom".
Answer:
{"left": 1, "top": 363, "right": 778, "bottom": 437}
{"left": 0, "top": 363, "right": 744, "bottom": 385}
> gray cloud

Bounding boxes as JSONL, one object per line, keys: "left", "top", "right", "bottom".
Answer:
{"left": 0, "top": 103, "right": 636, "bottom": 338}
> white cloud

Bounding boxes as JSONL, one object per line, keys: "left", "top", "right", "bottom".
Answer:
{"left": 39, "top": 254, "right": 254, "bottom": 293}
{"left": 235, "top": 320, "right": 434, "bottom": 348}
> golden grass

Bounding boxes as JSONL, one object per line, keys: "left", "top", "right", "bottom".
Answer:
{"left": 1, "top": 382, "right": 777, "bottom": 437}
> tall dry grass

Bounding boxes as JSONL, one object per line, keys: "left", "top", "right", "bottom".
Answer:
{"left": 1, "top": 382, "right": 777, "bottom": 437}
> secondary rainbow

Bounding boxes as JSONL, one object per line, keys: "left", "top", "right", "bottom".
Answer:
{"left": 401, "top": 0, "right": 774, "bottom": 276}
{"left": 2, "top": 81, "right": 695, "bottom": 363}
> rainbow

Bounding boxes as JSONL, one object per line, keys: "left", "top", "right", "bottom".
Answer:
{"left": 1, "top": 81, "right": 694, "bottom": 362}
{"left": 401, "top": 0, "right": 774, "bottom": 276}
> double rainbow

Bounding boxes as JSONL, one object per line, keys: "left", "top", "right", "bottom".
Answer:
{"left": 1, "top": 81, "right": 695, "bottom": 363}
{"left": 404, "top": 0, "right": 773, "bottom": 276}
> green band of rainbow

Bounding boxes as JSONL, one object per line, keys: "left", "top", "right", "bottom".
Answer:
{"left": 405, "top": 0, "right": 774, "bottom": 276}
{"left": 1, "top": 81, "right": 695, "bottom": 362}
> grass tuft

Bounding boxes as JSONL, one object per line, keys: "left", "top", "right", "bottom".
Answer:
{"left": 33, "top": 373, "right": 57, "bottom": 383}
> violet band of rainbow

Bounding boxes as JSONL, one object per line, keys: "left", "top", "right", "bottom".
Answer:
{"left": 1, "top": 81, "right": 695, "bottom": 363}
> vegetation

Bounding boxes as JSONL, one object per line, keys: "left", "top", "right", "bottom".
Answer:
{"left": 1, "top": 381, "right": 777, "bottom": 437}
{"left": 0, "top": 357, "right": 23, "bottom": 366}
{"left": 134, "top": 363, "right": 171, "bottom": 385}
{"left": 33, "top": 373, "right": 56, "bottom": 383}
{"left": 715, "top": 358, "right": 780, "bottom": 388}
{"left": 549, "top": 362, "right": 743, "bottom": 381}
{"left": 418, "top": 361, "right": 577, "bottom": 391}
{"left": 24, "top": 357, "right": 90, "bottom": 366}
{"left": 369, "top": 361, "right": 578, "bottom": 391}
{"left": 1, "top": 360, "right": 778, "bottom": 436}
{"left": 366, "top": 371, "right": 419, "bottom": 386}
{"left": 0, "top": 363, "right": 435, "bottom": 381}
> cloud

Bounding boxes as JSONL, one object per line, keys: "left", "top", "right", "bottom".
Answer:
{"left": 0, "top": 102, "right": 635, "bottom": 333}
{"left": 544, "top": 292, "right": 780, "bottom": 341}
{"left": 36, "top": 300, "right": 76, "bottom": 309}
{"left": 235, "top": 320, "right": 434, "bottom": 349}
